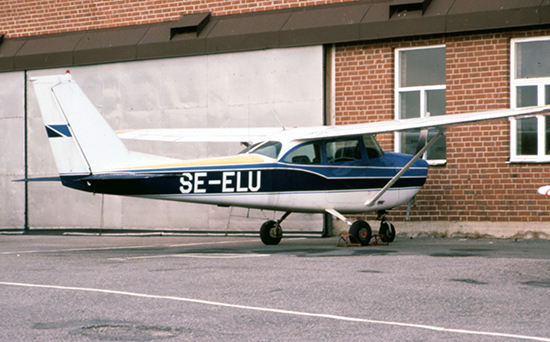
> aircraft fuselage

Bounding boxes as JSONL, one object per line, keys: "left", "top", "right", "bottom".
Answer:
{"left": 60, "top": 151, "right": 428, "bottom": 214}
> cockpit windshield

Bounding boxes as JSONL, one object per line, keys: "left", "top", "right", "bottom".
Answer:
{"left": 240, "top": 141, "right": 282, "bottom": 159}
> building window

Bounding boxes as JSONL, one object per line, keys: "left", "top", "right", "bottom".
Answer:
{"left": 395, "top": 45, "right": 446, "bottom": 164}
{"left": 510, "top": 37, "right": 550, "bottom": 162}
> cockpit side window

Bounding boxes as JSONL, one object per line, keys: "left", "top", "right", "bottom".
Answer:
{"left": 283, "top": 143, "right": 321, "bottom": 164}
{"left": 327, "top": 139, "right": 362, "bottom": 163}
{"left": 249, "top": 141, "right": 282, "bottom": 159}
{"left": 363, "top": 134, "right": 384, "bottom": 159}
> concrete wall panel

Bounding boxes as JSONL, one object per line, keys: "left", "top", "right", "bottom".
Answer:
{"left": 25, "top": 46, "right": 324, "bottom": 231}
{"left": 0, "top": 71, "right": 25, "bottom": 228}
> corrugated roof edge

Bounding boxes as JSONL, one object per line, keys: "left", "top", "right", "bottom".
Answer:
{"left": 2, "top": 0, "right": 550, "bottom": 72}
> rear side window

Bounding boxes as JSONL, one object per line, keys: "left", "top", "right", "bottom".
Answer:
{"left": 284, "top": 143, "right": 321, "bottom": 164}
{"left": 250, "top": 141, "right": 282, "bottom": 159}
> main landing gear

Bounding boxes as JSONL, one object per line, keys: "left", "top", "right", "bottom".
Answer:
{"left": 258, "top": 210, "right": 396, "bottom": 246}
{"left": 329, "top": 209, "right": 396, "bottom": 246}
{"left": 259, "top": 211, "right": 291, "bottom": 245}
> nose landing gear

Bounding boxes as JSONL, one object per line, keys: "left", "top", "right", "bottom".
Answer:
{"left": 379, "top": 220, "right": 396, "bottom": 243}
{"left": 377, "top": 211, "right": 395, "bottom": 243}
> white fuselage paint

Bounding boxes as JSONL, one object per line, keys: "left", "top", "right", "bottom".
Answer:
{"left": 139, "top": 186, "right": 421, "bottom": 214}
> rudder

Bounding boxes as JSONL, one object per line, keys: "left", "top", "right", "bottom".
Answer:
{"left": 31, "top": 73, "right": 133, "bottom": 175}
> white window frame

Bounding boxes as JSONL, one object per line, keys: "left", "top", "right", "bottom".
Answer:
{"left": 510, "top": 36, "right": 550, "bottom": 163}
{"left": 394, "top": 45, "right": 446, "bottom": 165}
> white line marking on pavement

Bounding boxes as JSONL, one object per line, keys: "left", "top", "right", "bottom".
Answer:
{"left": 0, "top": 239, "right": 254, "bottom": 256}
{"left": 109, "top": 253, "right": 270, "bottom": 261}
{"left": 0, "top": 281, "right": 548, "bottom": 342}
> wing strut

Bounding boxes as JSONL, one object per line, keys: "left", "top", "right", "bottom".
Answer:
{"left": 365, "top": 128, "right": 446, "bottom": 207}
{"left": 325, "top": 208, "right": 352, "bottom": 226}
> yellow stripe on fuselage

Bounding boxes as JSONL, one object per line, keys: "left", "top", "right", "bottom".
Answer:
{"left": 109, "top": 155, "right": 266, "bottom": 171}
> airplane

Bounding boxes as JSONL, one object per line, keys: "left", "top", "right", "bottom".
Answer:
{"left": 29, "top": 72, "right": 550, "bottom": 246}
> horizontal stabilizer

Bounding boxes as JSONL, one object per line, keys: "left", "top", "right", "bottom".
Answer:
{"left": 12, "top": 176, "right": 61, "bottom": 182}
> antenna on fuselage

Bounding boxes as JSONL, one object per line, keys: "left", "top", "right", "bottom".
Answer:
{"left": 272, "top": 110, "right": 286, "bottom": 131}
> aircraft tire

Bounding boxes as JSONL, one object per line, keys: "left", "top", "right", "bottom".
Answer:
{"left": 349, "top": 220, "right": 372, "bottom": 246}
{"left": 379, "top": 220, "right": 396, "bottom": 243}
{"left": 260, "top": 220, "right": 282, "bottom": 245}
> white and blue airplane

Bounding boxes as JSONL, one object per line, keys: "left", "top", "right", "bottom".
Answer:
{"left": 30, "top": 72, "right": 550, "bottom": 245}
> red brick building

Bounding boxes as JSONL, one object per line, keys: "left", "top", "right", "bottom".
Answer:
{"left": 1, "top": 0, "right": 549, "bottom": 236}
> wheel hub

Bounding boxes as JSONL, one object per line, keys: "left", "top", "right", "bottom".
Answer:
{"left": 270, "top": 226, "right": 282, "bottom": 238}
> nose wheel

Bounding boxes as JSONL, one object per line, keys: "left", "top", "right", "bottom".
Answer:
{"left": 377, "top": 210, "right": 396, "bottom": 243}
{"left": 379, "top": 220, "right": 396, "bottom": 243}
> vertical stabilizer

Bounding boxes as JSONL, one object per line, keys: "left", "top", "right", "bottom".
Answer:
{"left": 31, "top": 73, "right": 133, "bottom": 174}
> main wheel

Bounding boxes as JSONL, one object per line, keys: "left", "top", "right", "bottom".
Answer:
{"left": 349, "top": 220, "right": 372, "bottom": 246}
{"left": 260, "top": 220, "right": 282, "bottom": 245}
{"left": 379, "top": 220, "right": 396, "bottom": 243}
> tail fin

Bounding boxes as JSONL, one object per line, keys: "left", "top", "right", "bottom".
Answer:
{"left": 31, "top": 73, "right": 140, "bottom": 175}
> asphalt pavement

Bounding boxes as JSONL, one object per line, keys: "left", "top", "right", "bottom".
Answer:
{"left": 1, "top": 233, "right": 549, "bottom": 341}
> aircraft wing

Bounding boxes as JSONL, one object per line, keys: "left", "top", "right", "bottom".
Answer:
{"left": 117, "top": 127, "right": 284, "bottom": 143}
{"left": 117, "top": 106, "right": 550, "bottom": 143}
{"left": 302, "top": 106, "right": 550, "bottom": 139}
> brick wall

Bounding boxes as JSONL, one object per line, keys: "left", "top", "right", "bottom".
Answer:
{"left": 335, "top": 31, "right": 550, "bottom": 223}
{"left": 1, "top": 0, "right": 358, "bottom": 38}
{"left": 334, "top": 41, "right": 395, "bottom": 149}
